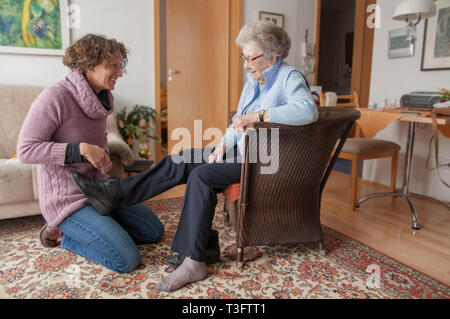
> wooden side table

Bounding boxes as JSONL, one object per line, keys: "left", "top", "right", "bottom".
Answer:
{"left": 123, "top": 159, "right": 154, "bottom": 177}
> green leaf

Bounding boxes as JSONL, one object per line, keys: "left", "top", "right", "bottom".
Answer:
{"left": 115, "top": 105, "right": 161, "bottom": 145}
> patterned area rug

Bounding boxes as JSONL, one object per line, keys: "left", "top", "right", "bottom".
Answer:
{"left": 0, "top": 196, "right": 448, "bottom": 299}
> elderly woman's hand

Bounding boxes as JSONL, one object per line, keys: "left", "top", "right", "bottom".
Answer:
{"left": 208, "top": 141, "right": 227, "bottom": 163}
{"left": 232, "top": 113, "right": 259, "bottom": 134}
{"left": 79, "top": 142, "right": 112, "bottom": 174}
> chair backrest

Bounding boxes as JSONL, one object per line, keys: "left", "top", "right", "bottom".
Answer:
{"left": 337, "top": 91, "right": 360, "bottom": 108}
{"left": 319, "top": 91, "right": 360, "bottom": 108}
{"left": 236, "top": 107, "right": 360, "bottom": 247}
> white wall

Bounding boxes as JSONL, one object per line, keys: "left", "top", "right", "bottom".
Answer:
{"left": 0, "top": 0, "right": 155, "bottom": 159}
{"left": 365, "top": 0, "right": 450, "bottom": 201}
{"left": 243, "top": 0, "right": 317, "bottom": 71}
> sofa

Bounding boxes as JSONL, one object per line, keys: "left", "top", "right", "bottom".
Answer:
{"left": 0, "top": 85, "right": 135, "bottom": 220}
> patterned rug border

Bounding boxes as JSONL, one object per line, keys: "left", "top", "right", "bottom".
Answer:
{"left": 321, "top": 224, "right": 448, "bottom": 289}
{"left": 320, "top": 225, "right": 449, "bottom": 295}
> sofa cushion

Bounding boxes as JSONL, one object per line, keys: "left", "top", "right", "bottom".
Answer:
{"left": 0, "top": 85, "right": 44, "bottom": 158}
{"left": 0, "top": 158, "right": 35, "bottom": 204}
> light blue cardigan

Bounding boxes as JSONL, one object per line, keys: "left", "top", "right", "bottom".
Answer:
{"left": 223, "top": 59, "right": 318, "bottom": 154}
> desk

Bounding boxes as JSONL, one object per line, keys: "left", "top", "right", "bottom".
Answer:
{"left": 355, "top": 108, "right": 450, "bottom": 230}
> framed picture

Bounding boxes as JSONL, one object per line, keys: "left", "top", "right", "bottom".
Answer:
{"left": 388, "top": 27, "right": 415, "bottom": 59}
{"left": 421, "top": 0, "right": 450, "bottom": 71}
{"left": 0, "top": 0, "right": 70, "bottom": 56}
{"left": 259, "top": 11, "right": 284, "bottom": 28}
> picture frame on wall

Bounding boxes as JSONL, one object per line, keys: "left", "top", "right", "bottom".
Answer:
{"left": 259, "top": 11, "right": 284, "bottom": 28}
{"left": 388, "top": 27, "right": 415, "bottom": 59}
{"left": 0, "top": 0, "right": 70, "bottom": 56}
{"left": 421, "top": 0, "right": 450, "bottom": 71}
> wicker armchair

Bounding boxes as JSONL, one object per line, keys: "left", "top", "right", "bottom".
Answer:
{"left": 223, "top": 107, "right": 361, "bottom": 266}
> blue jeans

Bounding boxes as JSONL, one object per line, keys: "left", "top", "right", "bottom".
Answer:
{"left": 58, "top": 201, "right": 164, "bottom": 273}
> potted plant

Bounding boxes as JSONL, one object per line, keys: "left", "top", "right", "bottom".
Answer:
{"left": 116, "top": 105, "right": 161, "bottom": 159}
{"left": 438, "top": 88, "right": 449, "bottom": 102}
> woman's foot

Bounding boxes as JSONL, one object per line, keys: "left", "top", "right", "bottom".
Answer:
{"left": 155, "top": 256, "right": 207, "bottom": 291}
{"left": 39, "top": 224, "right": 60, "bottom": 247}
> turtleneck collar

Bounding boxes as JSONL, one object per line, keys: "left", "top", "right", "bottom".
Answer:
{"left": 246, "top": 59, "right": 283, "bottom": 90}
{"left": 63, "top": 71, "right": 114, "bottom": 119}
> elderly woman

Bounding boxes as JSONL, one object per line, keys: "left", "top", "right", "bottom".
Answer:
{"left": 17, "top": 34, "right": 164, "bottom": 273}
{"left": 71, "top": 22, "right": 318, "bottom": 290}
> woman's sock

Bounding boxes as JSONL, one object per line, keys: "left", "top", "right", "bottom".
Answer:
{"left": 154, "top": 256, "right": 207, "bottom": 291}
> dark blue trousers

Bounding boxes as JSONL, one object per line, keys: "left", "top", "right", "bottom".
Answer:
{"left": 119, "top": 147, "right": 241, "bottom": 261}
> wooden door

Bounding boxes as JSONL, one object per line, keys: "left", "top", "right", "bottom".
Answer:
{"left": 166, "top": 0, "right": 230, "bottom": 154}
{"left": 350, "top": 0, "right": 376, "bottom": 108}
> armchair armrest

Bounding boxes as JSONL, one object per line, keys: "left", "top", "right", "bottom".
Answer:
{"left": 107, "top": 131, "right": 135, "bottom": 166}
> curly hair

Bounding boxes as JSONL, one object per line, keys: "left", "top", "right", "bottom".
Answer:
{"left": 62, "top": 34, "right": 129, "bottom": 73}
{"left": 236, "top": 21, "right": 291, "bottom": 60}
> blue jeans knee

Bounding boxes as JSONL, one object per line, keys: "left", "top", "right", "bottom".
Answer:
{"left": 59, "top": 205, "right": 143, "bottom": 273}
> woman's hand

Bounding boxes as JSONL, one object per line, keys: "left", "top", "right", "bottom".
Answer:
{"left": 79, "top": 142, "right": 112, "bottom": 174}
{"left": 208, "top": 141, "right": 227, "bottom": 163}
{"left": 232, "top": 113, "right": 259, "bottom": 133}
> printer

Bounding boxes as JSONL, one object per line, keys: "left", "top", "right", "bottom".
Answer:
{"left": 400, "top": 91, "right": 443, "bottom": 110}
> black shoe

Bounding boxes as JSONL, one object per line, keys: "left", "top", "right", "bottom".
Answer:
{"left": 71, "top": 172, "right": 123, "bottom": 216}
{"left": 167, "top": 229, "right": 221, "bottom": 268}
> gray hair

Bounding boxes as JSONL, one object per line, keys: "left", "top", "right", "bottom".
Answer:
{"left": 236, "top": 21, "right": 291, "bottom": 60}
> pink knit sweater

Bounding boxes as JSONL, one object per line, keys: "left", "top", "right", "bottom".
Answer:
{"left": 17, "top": 72, "right": 114, "bottom": 241}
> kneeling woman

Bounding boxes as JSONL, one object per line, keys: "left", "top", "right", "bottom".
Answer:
{"left": 17, "top": 34, "right": 164, "bottom": 273}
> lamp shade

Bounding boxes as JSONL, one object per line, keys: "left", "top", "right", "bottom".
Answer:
{"left": 393, "top": 0, "right": 437, "bottom": 21}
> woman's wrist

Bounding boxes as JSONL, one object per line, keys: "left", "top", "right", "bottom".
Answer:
{"left": 252, "top": 111, "right": 260, "bottom": 123}
{"left": 79, "top": 142, "right": 89, "bottom": 156}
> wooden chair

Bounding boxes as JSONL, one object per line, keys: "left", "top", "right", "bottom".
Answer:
{"left": 222, "top": 107, "right": 360, "bottom": 267}
{"left": 319, "top": 91, "right": 400, "bottom": 210}
{"left": 318, "top": 91, "right": 360, "bottom": 108}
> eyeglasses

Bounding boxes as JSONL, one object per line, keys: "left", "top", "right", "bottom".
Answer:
{"left": 240, "top": 53, "right": 265, "bottom": 64}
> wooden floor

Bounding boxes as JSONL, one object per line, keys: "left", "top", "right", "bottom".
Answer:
{"left": 321, "top": 171, "right": 450, "bottom": 286}
{"left": 147, "top": 171, "right": 450, "bottom": 286}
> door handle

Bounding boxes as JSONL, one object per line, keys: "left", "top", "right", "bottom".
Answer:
{"left": 168, "top": 69, "right": 180, "bottom": 82}
{"left": 168, "top": 69, "right": 180, "bottom": 75}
